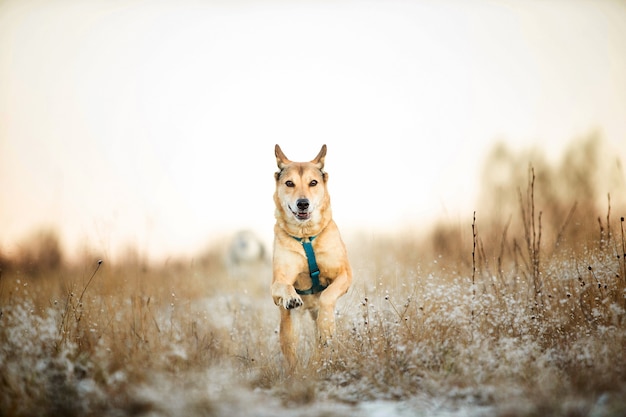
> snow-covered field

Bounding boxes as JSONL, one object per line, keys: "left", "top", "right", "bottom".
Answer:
{"left": 2, "top": 216, "right": 626, "bottom": 417}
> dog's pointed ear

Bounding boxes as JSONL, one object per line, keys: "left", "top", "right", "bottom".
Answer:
{"left": 311, "top": 144, "right": 327, "bottom": 170}
{"left": 275, "top": 144, "right": 291, "bottom": 171}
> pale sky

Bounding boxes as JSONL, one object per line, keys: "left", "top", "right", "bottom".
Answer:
{"left": 1, "top": 0, "right": 625, "bottom": 261}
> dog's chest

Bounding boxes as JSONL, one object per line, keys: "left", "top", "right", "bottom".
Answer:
{"left": 308, "top": 243, "right": 343, "bottom": 278}
{"left": 294, "top": 249, "right": 340, "bottom": 290}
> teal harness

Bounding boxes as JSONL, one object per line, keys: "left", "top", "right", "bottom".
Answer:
{"left": 292, "top": 235, "right": 327, "bottom": 295}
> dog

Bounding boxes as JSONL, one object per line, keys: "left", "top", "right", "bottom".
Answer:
{"left": 225, "top": 230, "right": 266, "bottom": 279}
{"left": 271, "top": 144, "right": 353, "bottom": 370}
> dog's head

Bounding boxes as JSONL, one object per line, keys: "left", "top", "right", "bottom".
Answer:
{"left": 274, "top": 145, "right": 329, "bottom": 230}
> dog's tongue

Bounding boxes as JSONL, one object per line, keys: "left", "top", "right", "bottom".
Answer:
{"left": 297, "top": 212, "right": 310, "bottom": 220}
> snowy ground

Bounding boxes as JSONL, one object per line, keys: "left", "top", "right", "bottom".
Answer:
{"left": 2, "top": 237, "right": 626, "bottom": 416}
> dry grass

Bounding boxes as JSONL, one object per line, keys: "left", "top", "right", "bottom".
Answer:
{"left": 1, "top": 137, "right": 626, "bottom": 416}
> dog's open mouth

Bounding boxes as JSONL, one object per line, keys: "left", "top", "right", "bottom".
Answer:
{"left": 289, "top": 207, "right": 311, "bottom": 221}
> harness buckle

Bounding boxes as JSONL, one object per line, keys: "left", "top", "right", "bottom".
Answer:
{"left": 292, "top": 235, "right": 327, "bottom": 295}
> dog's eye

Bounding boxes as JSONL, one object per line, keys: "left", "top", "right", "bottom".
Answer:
{"left": 309, "top": 180, "right": 318, "bottom": 187}
{"left": 285, "top": 180, "right": 295, "bottom": 187}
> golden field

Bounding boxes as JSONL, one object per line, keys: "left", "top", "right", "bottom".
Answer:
{"left": 1, "top": 137, "right": 625, "bottom": 416}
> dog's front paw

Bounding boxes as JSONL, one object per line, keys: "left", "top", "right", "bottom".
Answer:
{"left": 272, "top": 284, "right": 303, "bottom": 310}
{"left": 284, "top": 296, "right": 303, "bottom": 310}
{"left": 275, "top": 294, "right": 302, "bottom": 310}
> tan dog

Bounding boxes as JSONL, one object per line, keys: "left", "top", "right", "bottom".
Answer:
{"left": 271, "top": 144, "right": 353, "bottom": 370}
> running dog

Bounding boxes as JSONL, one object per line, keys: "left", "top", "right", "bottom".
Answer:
{"left": 271, "top": 144, "right": 353, "bottom": 370}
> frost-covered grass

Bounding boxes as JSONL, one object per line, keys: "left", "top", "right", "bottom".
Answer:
{"left": 2, "top": 225, "right": 626, "bottom": 417}
{"left": 3, "top": 183, "right": 626, "bottom": 417}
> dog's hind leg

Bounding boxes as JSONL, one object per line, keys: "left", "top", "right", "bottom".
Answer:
{"left": 279, "top": 308, "right": 297, "bottom": 371}
{"left": 308, "top": 307, "right": 322, "bottom": 347}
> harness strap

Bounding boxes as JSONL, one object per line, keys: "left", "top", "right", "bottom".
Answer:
{"left": 292, "top": 235, "right": 327, "bottom": 295}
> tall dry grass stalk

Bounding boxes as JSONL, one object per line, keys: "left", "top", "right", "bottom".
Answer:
{"left": 517, "top": 165, "right": 543, "bottom": 310}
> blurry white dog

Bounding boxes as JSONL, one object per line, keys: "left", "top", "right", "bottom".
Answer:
{"left": 225, "top": 230, "right": 267, "bottom": 279}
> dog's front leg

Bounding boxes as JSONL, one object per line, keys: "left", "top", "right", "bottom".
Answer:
{"left": 317, "top": 271, "right": 351, "bottom": 346}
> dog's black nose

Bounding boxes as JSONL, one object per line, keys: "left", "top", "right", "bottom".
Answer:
{"left": 296, "top": 199, "right": 309, "bottom": 211}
